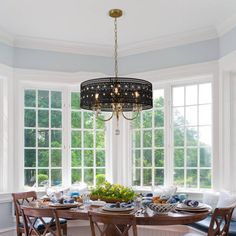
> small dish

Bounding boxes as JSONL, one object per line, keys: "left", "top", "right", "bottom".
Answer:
{"left": 102, "top": 205, "right": 134, "bottom": 212}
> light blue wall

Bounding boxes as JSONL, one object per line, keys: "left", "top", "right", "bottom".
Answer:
{"left": 0, "top": 202, "right": 15, "bottom": 229}
{"left": 120, "top": 38, "right": 219, "bottom": 74}
{"left": 0, "top": 26, "right": 236, "bottom": 74}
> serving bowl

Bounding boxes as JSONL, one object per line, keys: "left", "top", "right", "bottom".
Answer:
{"left": 147, "top": 202, "right": 178, "bottom": 214}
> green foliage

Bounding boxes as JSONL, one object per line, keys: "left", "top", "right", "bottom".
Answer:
{"left": 38, "top": 174, "right": 48, "bottom": 183}
{"left": 96, "top": 174, "right": 106, "bottom": 186}
{"left": 91, "top": 182, "right": 136, "bottom": 202}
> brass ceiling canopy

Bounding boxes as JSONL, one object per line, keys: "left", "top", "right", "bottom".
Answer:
{"left": 80, "top": 9, "right": 153, "bottom": 135}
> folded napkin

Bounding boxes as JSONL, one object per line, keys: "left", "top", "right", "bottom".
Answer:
{"left": 183, "top": 199, "right": 199, "bottom": 207}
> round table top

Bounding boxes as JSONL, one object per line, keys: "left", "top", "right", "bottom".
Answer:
{"left": 55, "top": 205, "right": 211, "bottom": 226}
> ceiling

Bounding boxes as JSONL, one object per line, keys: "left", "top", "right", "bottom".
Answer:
{"left": 0, "top": 0, "right": 236, "bottom": 48}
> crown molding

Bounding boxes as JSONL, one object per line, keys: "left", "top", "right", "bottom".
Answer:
{"left": 119, "top": 27, "right": 218, "bottom": 56}
{"left": 0, "top": 28, "right": 14, "bottom": 46}
{"left": 14, "top": 36, "right": 112, "bottom": 57}
{"left": 217, "top": 13, "right": 236, "bottom": 37}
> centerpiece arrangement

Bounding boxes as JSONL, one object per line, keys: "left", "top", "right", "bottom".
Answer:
{"left": 90, "top": 181, "right": 136, "bottom": 203}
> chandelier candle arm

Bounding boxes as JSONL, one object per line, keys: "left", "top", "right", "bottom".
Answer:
{"left": 80, "top": 9, "right": 153, "bottom": 135}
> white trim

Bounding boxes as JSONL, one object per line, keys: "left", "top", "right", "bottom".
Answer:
{"left": 217, "top": 13, "right": 236, "bottom": 37}
{"left": 0, "top": 227, "right": 15, "bottom": 234}
{"left": 0, "top": 28, "right": 14, "bottom": 46}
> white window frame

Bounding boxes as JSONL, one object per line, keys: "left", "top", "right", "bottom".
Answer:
{"left": 18, "top": 82, "right": 109, "bottom": 191}
{"left": 130, "top": 75, "right": 214, "bottom": 192}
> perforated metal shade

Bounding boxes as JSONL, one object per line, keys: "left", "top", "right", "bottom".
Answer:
{"left": 80, "top": 77, "right": 153, "bottom": 112}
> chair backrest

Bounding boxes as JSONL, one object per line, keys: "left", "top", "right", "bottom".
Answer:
{"left": 21, "top": 207, "right": 62, "bottom": 236}
{"left": 208, "top": 206, "right": 235, "bottom": 236}
{"left": 12, "top": 191, "right": 38, "bottom": 234}
{"left": 88, "top": 211, "right": 138, "bottom": 236}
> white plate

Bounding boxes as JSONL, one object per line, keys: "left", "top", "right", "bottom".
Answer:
{"left": 91, "top": 200, "right": 106, "bottom": 207}
{"left": 176, "top": 203, "right": 211, "bottom": 212}
{"left": 48, "top": 202, "right": 81, "bottom": 208}
{"left": 102, "top": 206, "right": 134, "bottom": 212}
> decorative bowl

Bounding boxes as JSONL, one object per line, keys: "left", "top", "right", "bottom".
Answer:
{"left": 147, "top": 202, "right": 178, "bottom": 214}
{"left": 90, "top": 195, "right": 126, "bottom": 203}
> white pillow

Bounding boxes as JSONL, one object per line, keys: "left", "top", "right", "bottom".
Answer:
{"left": 153, "top": 186, "right": 177, "bottom": 197}
{"left": 217, "top": 191, "right": 236, "bottom": 220}
{"left": 202, "top": 191, "right": 219, "bottom": 210}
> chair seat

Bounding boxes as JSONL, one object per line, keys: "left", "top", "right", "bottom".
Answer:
{"left": 19, "top": 217, "right": 67, "bottom": 231}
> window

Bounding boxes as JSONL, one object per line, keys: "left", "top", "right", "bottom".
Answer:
{"left": 131, "top": 82, "right": 212, "bottom": 190}
{"left": 132, "top": 89, "right": 165, "bottom": 187}
{"left": 24, "top": 89, "right": 63, "bottom": 188}
{"left": 70, "top": 92, "right": 106, "bottom": 186}
{"left": 173, "top": 83, "right": 212, "bottom": 189}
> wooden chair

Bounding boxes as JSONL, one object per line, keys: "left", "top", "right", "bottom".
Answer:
{"left": 21, "top": 207, "right": 62, "bottom": 236}
{"left": 88, "top": 211, "right": 138, "bottom": 236}
{"left": 184, "top": 205, "right": 235, "bottom": 236}
{"left": 12, "top": 191, "right": 67, "bottom": 236}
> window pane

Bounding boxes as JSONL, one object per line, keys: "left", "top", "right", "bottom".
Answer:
{"left": 71, "top": 131, "right": 81, "bottom": 148}
{"left": 25, "top": 90, "right": 36, "bottom": 107}
{"left": 186, "top": 169, "right": 197, "bottom": 188}
{"left": 51, "top": 110, "right": 62, "bottom": 128}
{"left": 25, "top": 129, "right": 36, "bottom": 147}
{"left": 71, "top": 150, "right": 82, "bottom": 167}
{"left": 133, "top": 168, "right": 141, "bottom": 186}
{"left": 143, "top": 130, "right": 152, "bottom": 148}
{"left": 84, "top": 169, "right": 94, "bottom": 186}
{"left": 174, "top": 127, "right": 184, "bottom": 146}
{"left": 143, "top": 150, "right": 152, "bottom": 167}
{"left": 173, "top": 107, "right": 184, "bottom": 126}
{"left": 132, "top": 115, "right": 141, "bottom": 129}
{"left": 174, "top": 148, "right": 184, "bottom": 167}
{"left": 154, "top": 90, "right": 164, "bottom": 108}
{"left": 84, "top": 131, "right": 94, "bottom": 148}
{"left": 199, "top": 105, "right": 211, "bottom": 125}
{"left": 154, "top": 109, "right": 164, "bottom": 127}
{"left": 38, "top": 130, "right": 49, "bottom": 147}
{"left": 25, "top": 109, "right": 36, "bottom": 127}
{"left": 51, "top": 91, "right": 62, "bottom": 108}
{"left": 38, "top": 110, "right": 49, "bottom": 128}
{"left": 84, "top": 150, "right": 94, "bottom": 167}
{"left": 199, "top": 83, "right": 211, "bottom": 104}
{"left": 24, "top": 149, "right": 36, "bottom": 167}
{"left": 186, "top": 85, "right": 197, "bottom": 105}
{"left": 174, "top": 169, "right": 184, "bottom": 187}
{"left": 154, "top": 149, "right": 164, "bottom": 167}
{"left": 199, "top": 126, "right": 211, "bottom": 146}
{"left": 72, "top": 169, "right": 81, "bottom": 184}
{"left": 71, "top": 111, "right": 81, "bottom": 128}
{"left": 143, "top": 169, "right": 152, "bottom": 186}
{"left": 133, "top": 150, "right": 141, "bottom": 167}
{"left": 186, "top": 127, "right": 198, "bottom": 146}
{"left": 154, "top": 169, "right": 164, "bottom": 185}
{"left": 186, "top": 148, "right": 198, "bottom": 167}
{"left": 133, "top": 130, "right": 141, "bottom": 148}
{"left": 96, "top": 131, "right": 104, "bottom": 148}
{"left": 143, "top": 111, "right": 152, "bottom": 128}
{"left": 51, "top": 150, "right": 62, "bottom": 167}
{"left": 200, "top": 147, "right": 211, "bottom": 167}
{"left": 84, "top": 112, "right": 93, "bottom": 129}
{"left": 186, "top": 106, "right": 197, "bottom": 126}
{"left": 38, "top": 150, "right": 49, "bottom": 167}
{"left": 51, "top": 169, "right": 62, "bottom": 186}
{"left": 38, "top": 90, "right": 49, "bottom": 108}
{"left": 96, "top": 114, "right": 106, "bottom": 129}
{"left": 200, "top": 169, "right": 211, "bottom": 188}
{"left": 38, "top": 169, "right": 49, "bottom": 187}
{"left": 155, "top": 129, "right": 164, "bottom": 147}
{"left": 71, "top": 92, "right": 80, "bottom": 110}
{"left": 173, "top": 87, "right": 184, "bottom": 106}
{"left": 51, "top": 130, "right": 62, "bottom": 148}
{"left": 24, "top": 169, "right": 36, "bottom": 187}
{"left": 96, "top": 150, "right": 105, "bottom": 167}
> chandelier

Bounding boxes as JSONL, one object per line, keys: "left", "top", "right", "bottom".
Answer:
{"left": 80, "top": 9, "right": 153, "bottom": 134}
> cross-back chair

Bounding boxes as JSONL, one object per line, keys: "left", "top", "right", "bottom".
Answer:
{"left": 88, "top": 211, "right": 138, "bottom": 236}
{"left": 184, "top": 205, "right": 236, "bottom": 236}
{"left": 12, "top": 191, "right": 67, "bottom": 236}
{"left": 21, "top": 207, "right": 61, "bottom": 236}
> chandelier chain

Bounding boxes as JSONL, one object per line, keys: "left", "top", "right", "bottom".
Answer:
{"left": 114, "top": 17, "right": 118, "bottom": 78}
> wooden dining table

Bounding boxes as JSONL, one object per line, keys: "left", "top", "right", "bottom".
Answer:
{"left": 29, "top": 202, "right": 211, "bottom": 235}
